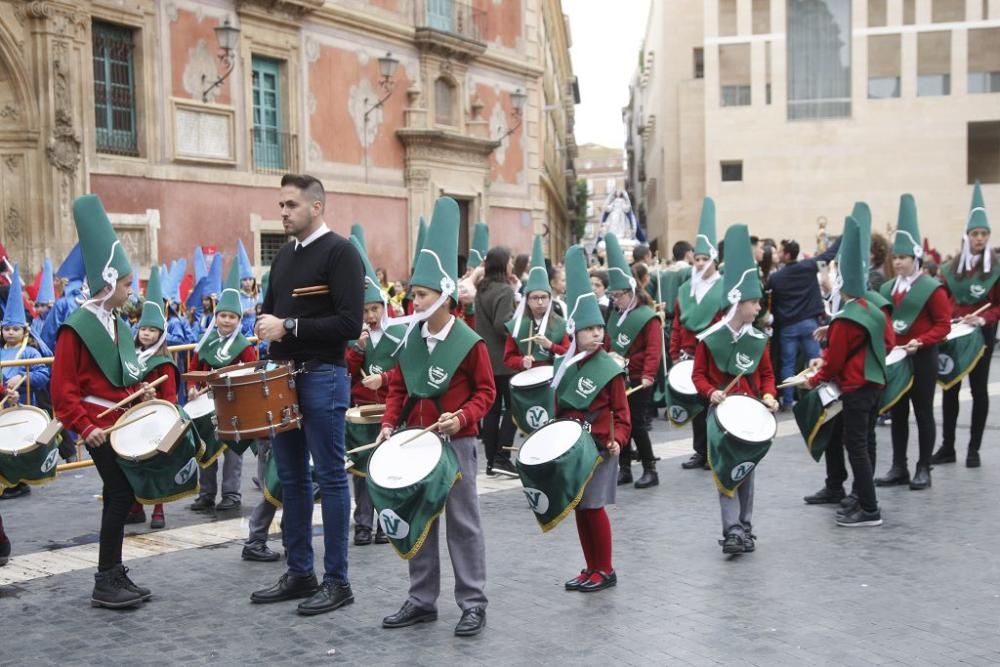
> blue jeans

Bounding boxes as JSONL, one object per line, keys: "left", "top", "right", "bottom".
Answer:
{"left": 779, "top": 318, "right": 821, "bottom": 406}
{"left": 271, "top": 363, "right": 351, "bottom": 584}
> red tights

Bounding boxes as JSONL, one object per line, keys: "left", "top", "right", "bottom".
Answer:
{"left": 574, "top": 507, "right": 613, "bottom": 573}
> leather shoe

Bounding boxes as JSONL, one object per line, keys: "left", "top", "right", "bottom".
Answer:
{"left": 579, "top": 570, "right": 617, "bottom": 592}
{"left": 967, "top": 451, "right": 981, "bottom": 468}
{"left": 374, "top": 525, "right": 389, "bottom": 544}
{"left": 681, "top": 454, "right": 706, "bottom": 470}
{"left": 634, "top": 469, "right": 658, "bottom": 489}
{"left": 617, "top": 468, "right": 633, "bottom": 485}
{"left": 242, "top": 543, "right": 281, "bottom": 562}
{"left": 250, "top": 572, "right": 318, "bottom": 604}
{"left": 216, "top": 497, "right": 241, "bottom": 511}
{"left": 382, "top": 601, "right": 437, "bottom": 628}
{"left": 908, "top": 464, "right": 931, "bottom": 490}
{"left": 354, "top": 526, "right": 373, "bottom": 546}
{"left": 0, "top": 483, "right": 30, "bottom": 500}
{"left": 565, "top": 569, "right": 592, "bottom": 590}
{"left": 930, "top": 447, "right": 956, "bottom": 464}
{"left": 874, "top": 465, "right": 910, "bottom": 487}
{"left": 455, "top": 607, "right": 487, "bottom": 636}
{"left": 188, "top": 496, "right": 215, "bottom": 512}
{"left": 803, "top": 486, "right": 845, "bottom": 505}
{"left": 297, "top": 581, "right": 354, "bottom": 616}
{"left": 720, "top": 534, "right": 743, "bottom": 554}
{"left": 125, "top": 508, "right": 147, "bottom": 524}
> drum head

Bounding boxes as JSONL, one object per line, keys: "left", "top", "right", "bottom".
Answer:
{"left": 510, "top": 365, "right": 554, "bottom": 388}
{"left": 0, "top": 406, "right": 50, "bottom": 454}
{"left": 185, "top": 394, "right": 215, "bottom": 419}
{"left": 886, "top": 347, "right": 907, "bottom": 365}
{"left": 668, "top": 359, "right": 697, "bottom": 396}
{"left": 220, "top": 366, "right": 259, "bottom": 379}
{"left": 947, "top": 322, "right": 977, "bottom": 340}
{"left": 716, "top": 395, "right": 776, "bottom": 443}
{"left": 519, "top": 420, "right": 583, "bottom": 465}
{"left": 110, "top": 401, "right": 179, "bottom": 460}
{"left": 369, "top": 429, "right": 442, "bottom": 489}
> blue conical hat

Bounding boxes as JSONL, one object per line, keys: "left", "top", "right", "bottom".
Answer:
{"left": 237, "top": 239, "right": 254, "bottom": 280}
{"left": 138, "top": 266, "right": 166, "bottom": 330}
{"left": 193, "top": 246, "right": 207, "bottom": 283}
{"left": 2, "top": 264, "right": 26, "bottom": 327}
{"left": 56, "top": 243, "right": 85, "bottom": 282}
{"left": 206, "top": 253, "right": 223, "bottom": 298}
{"left": 37, "top": 258, "right": 55, "bottom": 304}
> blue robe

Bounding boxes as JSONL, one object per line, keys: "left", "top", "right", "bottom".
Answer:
{"left": 239, "top": 291, "right": 258, "bottom": 337}
{"left": 41, "top": 291, "right": 83, "bottom": 352}
{"left": 1, "top": 343, "right": 50, "bottom": 406}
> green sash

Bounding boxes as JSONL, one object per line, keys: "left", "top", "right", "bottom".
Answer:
{"left": 834, "top": 300, "right": 888, "bottom": 385}
{"left": 363, "top": 325, "right": 406, "bottom": 376}
{"left": 62, "top": 309, "right": 144, "bottom": 387}
{"left": 554, "top": 351, "right": 625, "bottom": 411}
{"left": 138, "top": 353, "right": 175, "bottom": 378}
{"left": 398, "top": 318, "right": 481, "bottom": 399}
{"left": 943, "top": 258, "right": 1000, "bottom": 306}
{"left": 505, "top": 314, "right": 568, "bottom": 361}
{"left": 880, "top": 275, "right": 941, "bottom": 336}
{"left": 677, "top": 278, "right": 724, "bottom": 333}
{"left": 701, "top": 324, "right": 768, "bottom": 377}
{"left": 197, "top": 329, "right": 251, "bottom": 368}
{"left": 607, "top": 306, "right": 657, "bottom": 356}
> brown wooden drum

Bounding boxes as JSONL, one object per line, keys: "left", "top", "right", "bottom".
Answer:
{"left": 202, "top": 362, "right": 301, "bottom": 440}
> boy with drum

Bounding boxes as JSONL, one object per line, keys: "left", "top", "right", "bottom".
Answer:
{"left": 376, "top": 197, "right": 495, "bottom": 637}
{"left": 671, "top": 198, "right": 725, "bottom": 470}
{"left": 933, "top": 182, "right": 1000, "bottom": 468}
{"left": 692, "top": 225, "right": 778, "bottom": 555}
{"left": 188, "top": 260, "right": 258, "bottom": 513}
{"left": 555, "top": 245, "right": 630, "bottom": 593}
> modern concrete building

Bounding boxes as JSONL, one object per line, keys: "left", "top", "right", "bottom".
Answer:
{"left": 0, "top": 0, "right": 579, "bottom": 280}
{"left": 626, "top": 0, "right": 1000, "bottom": 257}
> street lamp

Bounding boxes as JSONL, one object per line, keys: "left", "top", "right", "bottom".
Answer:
{"left": 201, "top": 17, "right": 241, "bottom": 103}
{"left": 496, "top": 88, "right": 527, "bottom": 143}
{"left": 363, "top": 52, "right": 400, "bottom": 183}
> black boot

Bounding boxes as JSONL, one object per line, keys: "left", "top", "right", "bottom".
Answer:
{"left": 634, "top": 467, "right": 659, "bottom": 489}
{"left": 91, "top": 565, "right": 144, "bottom": 609}
{"left": 909, "top": 464, "right": 931, "bottom": 490}
{"left": 681, "top": 453, "right": 707, "bottom": 470}
{"left": 967, "top": 450, "right": 981, "bottom": 468}
{"left": 930, "top": 446, "right": 956, "bottom": 464}
{"left": 803, "top": 486, "right": 846, "bottom": 504}
{"left": 874, "top": 464, "right": 910, "bottom": 487}
{"left": 121, "top": 566, "right": 152, "bottom": 601}
{"left": 617, "top": 467, "right": 633, "bottom": 485}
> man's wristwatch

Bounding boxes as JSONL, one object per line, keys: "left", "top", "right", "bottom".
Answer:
{"left": 283, "top": 318, "right": 296, "bottom": 336}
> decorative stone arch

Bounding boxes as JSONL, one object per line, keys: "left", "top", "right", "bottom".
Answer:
{"left": 0, "top": 17, "right": 41, "bottom": 136}
{"left": 433, "top": 72, "right": 460, "bottom": 128}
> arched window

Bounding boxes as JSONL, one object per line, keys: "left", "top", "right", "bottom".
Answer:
{"left": 434, "top": 77, "right": 455, "bottom": 125}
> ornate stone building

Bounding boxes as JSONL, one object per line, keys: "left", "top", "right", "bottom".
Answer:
{"left": 0, "top": 0, "right": 578, "bottom": 279}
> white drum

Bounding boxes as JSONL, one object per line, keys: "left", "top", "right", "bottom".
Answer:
{"left": 715, "top": 395, "right": 777, "bottom": 445}
{"left": 368, "top": 429, "right": 443, "bottom": 490}
{"left": 509, "top": 364, "right": 554, "bottom": 389}
{"left": 518, "top": 419, "right": 582, "bottom": 465}
{"left": 110, "top": 400, "right": 184, "bottom": 462}
{"left": 184, "top": 393, "right": 215, "bottom": 419}
{"left": 667, "top": 359, "right": 697, "bottom": 396}
{"left": 946, "top": 321, "right": 977, "bottom": 341}
{"left": 0, "top": 405, "right": 58, "bottom": 456}
{"left": 886, "top": 347, "right": 908, "bottom": 366}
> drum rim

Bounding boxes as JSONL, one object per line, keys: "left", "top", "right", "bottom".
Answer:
{"left": 510, "top": 365, "right": 555, "bottom": 388}
{"left": 0, "top": 404, "right": 51, "bottom": 455}
{"left": 206, "top": 361, "right": 294, "bottom": 387}
{"left": 184, "top": 393, "right": 215, "bottom": 418}
{"left": 667, "top": 359, "right": 698, "bottom": 396}
{"left": 346, "top": 406, "right": 383, "bottom": 425}
{"left": 368, "top": 426, "right": 444, "bottom": 489}
{"left": 714, "top": 395, "right": 777, "bottom": 443}
{"left": 110, "top": 399, "right": 180, "bottom": 461}
{"left": 947, "top": 322, "right": 978, "bottom": 339}
{"left": 518, "top": 418, "right": 585, "bottom": 465}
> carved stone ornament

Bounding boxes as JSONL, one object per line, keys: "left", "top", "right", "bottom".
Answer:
{"left": 5, "top": 204, "right": 23, "bottom": 245}
{"left": 18, "top": 2, "right": 86, "bottom": 38}
{"left": 0, "top": 105, "right": 18, "bottom": 121}
{"left": 47, "top": 53, "right": 81, "bottom": 173}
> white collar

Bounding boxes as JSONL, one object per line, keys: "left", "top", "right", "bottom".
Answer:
{"left": 82, "top": 301, "right": 117, "bottom": 339}
{"left": 421, "top": 315, "right": 455, "bottom": 343}
{"left": 370, "top": 327, "right": 383, "bottom": 347}
{"left": 294, "top": 224, "right": 331, "bottom": 250}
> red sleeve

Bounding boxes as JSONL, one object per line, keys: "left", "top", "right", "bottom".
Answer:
{"left": 638, "top": 317, "right": 663, "bottom": 383}
{"left": 346, "top": 343, "right": 365, "bottom": 379}
{"left": 51, "top": 328, "right": 97, "bottom": 438}
{"left": 810, "top": 319, "right": 860, "bottom": 387}
{"left": 550, "top": 334, "right": 570, "bottom": 356}
{"left": 455, "top": 341, "right": 497, "bottom": 429}
{"left": 609, "top": 374, "right": 631, "bottom": 446}
{"left": 917, "top": 287, "right": 951, "bottom": 347}
{"left": 237, "top": 345, "right": 259, "bottom": 363}
{"left": 883, "top": 313, "right": 896, "bottom": 351}
{"left": 149, "top": 364, "right": 179, "bottom": 404}
{"left": 668, "top": 301, "right": 682, "bottom": 362}
{"left": 986, "top": 279, "right": 1000, "bottom": 326}
{"left": 503, "top": 334, "right": 525, "bottom": 371}
{"left": 380, "top": 366, "right": 406, "bottom": 430}
{"left": 756, "top": 346, "right": 777, "bottom": 397}
{"left": 691, "top": 341, "right": 715, "bottom": 399}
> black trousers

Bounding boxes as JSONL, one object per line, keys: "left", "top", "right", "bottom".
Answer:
{"left": 620, "top": 386, "right": 655, "bottom": 470}
{"left": 890, "top": 344, "right": 939, "bottom": 468}
{"left": 87, "top": 441, "right": 136, "bottom": 571}
{"left": 825, "top": 384, "right": 881, "bottom": 512}
{"left": 482, "top": 373, "right": 516, "bottom": 464}
{"left": 692, "top": 407, "right": 708, "bottom": 457}
{"left": 942, "top": 325, "right": 997, "bottom": 453}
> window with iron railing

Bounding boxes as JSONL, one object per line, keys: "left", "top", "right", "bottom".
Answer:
{"left": 252, "top": 56, "right": 297, "bottom": 174}
{"left": 93, "top": 21, "right": 139, "bottom": 156}
{"left": 422, "top": 0, "right": 486, "bottom": 42}
{"left": 260, "top": 233, "right": 288, "bottom": 266}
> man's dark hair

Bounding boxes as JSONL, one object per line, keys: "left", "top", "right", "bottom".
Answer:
{"left": 281, "top": 173, "right": 326, "bottom": 210}
{"left": 589, "top": 269, "right": 609, "bottom": 288}
{"left": 632, "top": 245, "right": 650, "bottom": 264}
{"left": 672, "top": 240, "right": 693, "bottom": 262}
{"left": 780, "top": 239, "right": 800, "bottom": 261}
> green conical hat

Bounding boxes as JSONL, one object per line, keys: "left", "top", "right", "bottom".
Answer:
{"left": 604, "top": 232, "right": 636, "bottom": 292}
{"left": 968, "top": 180, "right": 989, "bottom": 232}
{"left": 351, "top": 234, "right": 384, "bottom": 305}
{"left": 850, "top": 202, "right": 873, "bottom": 276}
{"left": 410, "top": 216, "right": 428, "bottom": 275}
{"left": 410, "top": 198, "right": 459, "bottom": 300}
{"left": 468, "top": 223, "right": 489, "bottom": 269}
{"left": 694, "top": 197, "right": 718, "bottom": 260}
{"left": 892, "top": 194, "right": 923, "bottom": 258}
{"left": 523, "top": 235, "right": 551, "bottom": 294}
{"left": 351, "top": 224, "right": 367, "bottom": 253}
{"left": 138, "top": 266, "right": 166, "bottom": 330}
{"left": 564, "top": 245, "right": 604, "bottom": 331}
{"left": 216, "top": 260, "right": 242, "bottom": 316}
{"left": 839, "top": 216, "right": 867, "bottom": 297}
{"left": 720, "top": 224, "right": 761, "bottom": 306}
{"left": 73, "top": 194, "right": 133, "bottom": 294}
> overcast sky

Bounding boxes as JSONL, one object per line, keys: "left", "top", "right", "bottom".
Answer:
{"left": 564, "top": 0, "right": 651, "bottom": 149}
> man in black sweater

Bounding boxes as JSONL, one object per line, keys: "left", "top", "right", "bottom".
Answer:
{"left": 251, "top": 174, "right": 364, "bottom": 617}
{"left": 768, "top": 236, "right": 841, "bottom": 409}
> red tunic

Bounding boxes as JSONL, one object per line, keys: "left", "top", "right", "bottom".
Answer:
{"left": 502, "top": 332, "right": 571, "bottom": 371}
{"left": 144, "top": 362, "right": 180, "bottom": 404}
{"left": 188, "top": 345, "right": 259, "bottom": 373}
{"left": 943, "top": 270, "right": 1000, "bottom": 326}
{"left": 669, "top": 298, "right": 723, "bottom": 362}
{"left": 809, "top": 305, "right": 895, "bottom": 393}
{"left": 692, "top": 339, "right": 777, "bottom": 400}
{"left": 380, "top": 340, "right": 496, "bottom": 439}
{"left": 557, "top": 372, "right": 631, "bottom": 448}
{"left": 624, "top": 316, "right": 663, "bottom": 385}
{"left": 890, "top": 285, "right": 951, "bottom": 347}
{"left": 346, "top": 341, "right": 388, "bottom": 406}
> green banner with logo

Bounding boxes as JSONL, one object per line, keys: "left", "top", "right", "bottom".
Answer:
{"left": 0, "top": 441, "right": 60, "bottom": 489}
{"left": 115, "top": 422, "right": 202, "bottom": 505}
{"left": 707, "top": 407, "right": 772, "bottom": 496}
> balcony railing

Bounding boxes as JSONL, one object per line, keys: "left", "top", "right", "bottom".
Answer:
{"left": 251, "top": 128, "right": 298, "bottom": 175}
{"left": 418, "top": 0, "right": 487, "bottom": 44}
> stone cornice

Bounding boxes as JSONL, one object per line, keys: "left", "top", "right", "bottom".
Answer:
{"left": 397, "top": 128, "right": 499, "bottom": 163}
{"left": 236, "top": 0, "right": 322, "bottom": 29}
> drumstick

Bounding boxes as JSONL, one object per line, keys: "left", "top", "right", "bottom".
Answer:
{"left": 97, "top": 375, "right": 169, "bottom": 418}
{"left": 397, "top": 422, "right": 441, "bottom": 447}
{"left": 103, "top": 410, "right": 156, "bottom": 435}
{"left": 0, "top": 420, "right": 29, "bottom": 428}
{"left": 625, "top": 384, "right": 644, "bottom": 397}
{"left": 955, "top": 303, "right": 992, "bottom": 322}
{"left": 721, "top": 373, "right": 744, "bottom": 397}
{"left": 293, "top": 289, "right": 330, "bottom": 298}
{"left": 292, "top": 284, "right": 328, "bottom": 294}
{"left": 191, "top": 385, "right": 212, "bottom": 400}
{"left": 0, "top": 375, "right": 26, "bottom": 409}
{"left": 346, "top": 440, "right": 380, "bottom": 455}
{"left": 501, "top": 446, "right": 520, "bottom": 451}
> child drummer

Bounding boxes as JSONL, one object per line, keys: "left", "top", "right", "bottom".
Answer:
{"left": 376, "top": 197, "right": 496, "bottom": 637}
{"left": 345, "top": 232, "right": 403, "bottom": 547}
{"left": 554, "top": 245, "right": 630, "bottom": 593}
{"left": 692, "top": 224, "right": 778, "bottom": 555}
{"left": 188, "top": 260, "right": 258, "bottom": 513}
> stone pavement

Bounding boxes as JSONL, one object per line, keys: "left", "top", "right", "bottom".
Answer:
{"left": 2, "top": 360, "right": 1000, "bottom": 665}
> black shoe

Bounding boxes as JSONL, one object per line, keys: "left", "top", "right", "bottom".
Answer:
{"left": 909, "top": 465, "right": 931, "bottom": 490}
{"left": 188, "top": 496, "right": 215, "bottom": 512}
{"left": 681, "top": 454, "right": 706, "bottom": 470}
{"left": 485, "top": 464, "right": 495, "bottom": 476}
{"left": 579, "top": 570, "right": 617, "bottom": 592}
{"left": 931, "top": 447, "right": 956, "bottom": 464}
{"left": 617, "top": 468, "right": 633, "bottom": 485}
{"left": 121, "top": 566, "right": 152, "bottom": 601}
{"left": 564, "top": 569, "right": 592, "bottom": 591}
{"left": 803, "top": 486, "right": 846, "bottom": 505}
{"left": 836, "top": 495, "right": 860, "bottom": 517}
{"left": 0, "top": 483, "right": 30, "bottom": 500}
{"left": 297, "top": 581, "right": 354, "bottom": 616}
{"left": 216, "top": 497, "right": 241, "bottom": 511}
{"left": 720, "top": 534, "right": 744, "bottom": 554}
{"left": 149, "top": 511, "right": 165, "bottom": 530}
{"left": 742, "top": 533, "right": 756, "bottom": 553}
{"left": 250, "top": 572, "right": 319, "bottom": 604}
{"left": 967, "top": 451, "right": 981, "bottom": 468}
{"left": 840, "top": 492, "right": 859, "bottom": 509}
{"left": 91, "top": 565, "right": 144, "bottom": 609}
{"left": 492, "top": 457, "right": 517, "bottom": 477}
{"left": 354, "top": 526, "right": 373, "bottom": 546}
{"left": 382, "top": 601, "right": 438, "bottom": 628}
{"left": 634, "top": 469, "right": 659, "bottom": 489}
{"left": 125, "top": 508, "right": 146, "bottom": 524}
{"left": 836, "top": 508, "right": 883, "bottom": 527}
{"left": 242, "top": 543, "right": 281, "bottom": 562}
{"left": 455, "top": 606, "right": 487, "bottom": 636}
{"left": 374, "top": 525, "right": 389, "bottom": 544}
{"left": 0, "top": 533, "right": 10, "bottom": 566}
{"left": 874, "top": 465, "right": 910, "bottom": 487}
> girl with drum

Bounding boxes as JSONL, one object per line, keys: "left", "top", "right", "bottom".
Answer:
{"left": 603, "top": 233, "right": 663, "bottom": 489}
{"left": 875, "top": 195, "right": 951, "bottom": 491}
{"left": 692, "top": 225, "right": 778, "bottom": 555}
{"left": 933, "top": 182, "right": 1000, "bottom": 468}
{"left": 555, "top": 245, "right": 630, "bottom": 593}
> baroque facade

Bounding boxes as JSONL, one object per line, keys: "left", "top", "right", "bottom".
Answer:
{"left": 0, "top": 0, "right": 578, "bottom": 278}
